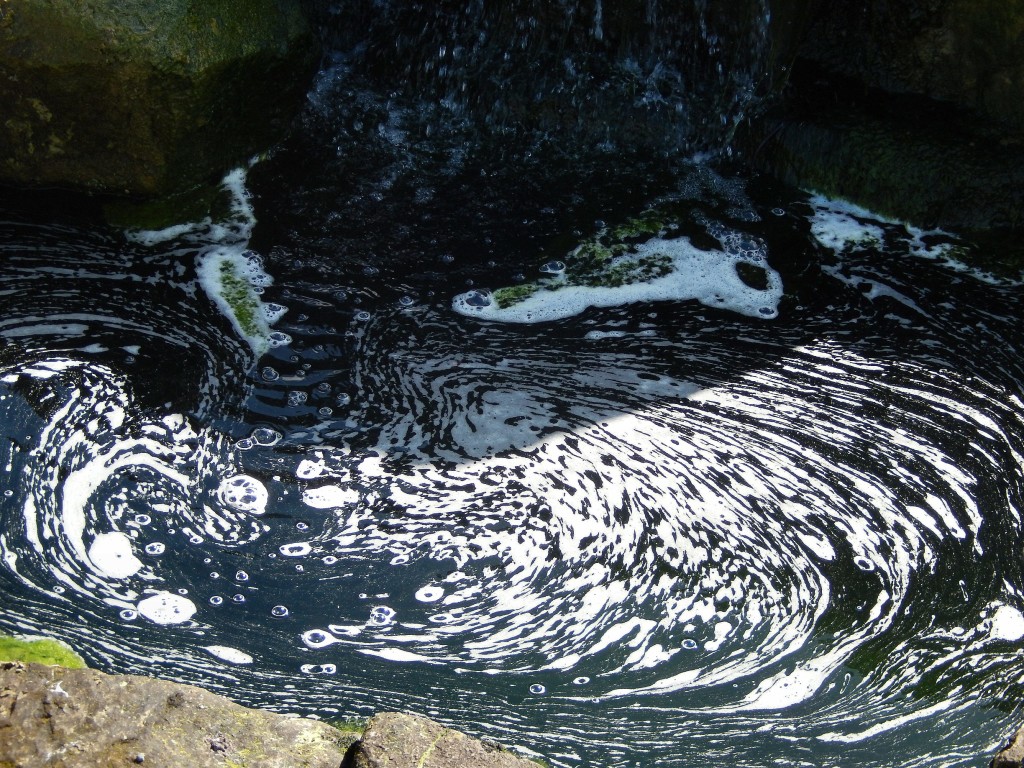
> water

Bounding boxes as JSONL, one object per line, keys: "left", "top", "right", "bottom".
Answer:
{"left": 2, "top": 7, "right": 1024, "bottom": 766}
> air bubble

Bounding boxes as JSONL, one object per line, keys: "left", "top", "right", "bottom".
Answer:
{"left": 280, "top": 542, "right": 312, "bottom": 558}
{"left": 296, "top": 522, "right": 309, "bottom": 531}
{"left": 355, "top": 311, "right": 371, "bottom": 321}
{"left": 135, "top": 514, "right": 151, "bottom": 525}
{"left": 463, "top": 290, "right": 492, "bottom": 308}
{"left": 315, "top": 382, "right": 332, "bottom": 395}
{"left": 235, "top": 570, "right": 249, "bottom": 582}
{"left": 854, "top": 556, "right": 875, "bottom": 572}
{"left": 336, "top": 393, "right": 351, "bottom": 407}
{"left": 771, "top": 207, "right": 786, "bottom": 216}
{"left": 439, "top": 254, "right": 455, "bottom": 264}
{"left": 398, "top": 295, "right": 415, "bottom": 307}
{"left": 209, "top": 572, "right": 220, "bottom": 579}
{"left": 3, "top": 490, "right": 12, "bottom": 498}
{"left": 145, "top": 542, "right": 165, "bottom": 556}
{"left": 323, "top": 556, "right": 338, "bottom": 565}
{"left": 415, "top": 586, "right": 444, "bottom": 603}
{"left": 271, "top": 605, "right": 290, "bottom": 618}
{"left": 261, "top": 367, "right": 280, "bottom": 382}
{"left": 251, "top": 428, "right": 282, "bottom": 446}
{"left": 529, "top": 684, "right": 546, "bottom": 695}
{"left": 209, "top": 595, "right": 223, "bottom": 606}
{"left": 287, "top": 391, "right": 308, "bottom": 407}
{"left": 268, "top": 332, "right": 292, "bottom": 348}
{"left": 369, "top": 606, "right": 396, "bottom": 626}
{"left": 120, "top": 609, "right": 138, "bottom": 621}
{"left": 234, "top": 438, "right": 254, "bottom": 451}
{"left": 682, "top": 639, "right": 698, "bottom": 650}
{"left": 573, "top": 677, "right": 590, "bottom": 685}
{"left": 318, "top": 407, "right": 333, "bottom": 417}
{"left": 177, "top": 588, "right": 188, "bottom": 596}
{"left": 232, "top": 594, "right": 246, "bottom": 603}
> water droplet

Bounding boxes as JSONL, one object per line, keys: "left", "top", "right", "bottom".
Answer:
{"left": 271, "top": 605, "right": 289, "bottom": 618}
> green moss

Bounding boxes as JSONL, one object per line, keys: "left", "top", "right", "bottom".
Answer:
{"left": 493, "top": 283, "right": 541, "bottom": 309}
{"left": 0, "top": 633, "right": 87, "bottom": 668}
{"left": 104, "top": 182, "right": 225, "bottom": 231}
{"left": 328, "top": 718, "right": 368, "bottom": 735}
{"left": 218, "top": 260, "right": 261, "bottom": 337}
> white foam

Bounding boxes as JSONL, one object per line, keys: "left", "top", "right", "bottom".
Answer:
{"left": 453, "top": 236, "right": 782, "bottom": 323}
{"left": 138, "top": 592, "right": 197, "bottom": 625}
{"left": 303, "top": 485, "right": 359, "bottom": 509}
{"left": 204, "top": 645, "right": 254, "bottom": 664}
{"left": 217, "top": 475, "right": 268, "bottom": 515}
{"left": 987, "top": 605, "right": 1024, "bottom": 642}
{"left": 87, "top": 532, "right": 142, "bottom": 579}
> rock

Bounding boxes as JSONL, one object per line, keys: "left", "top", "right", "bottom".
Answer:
{"left": 797, "top": 0, "right": 1024, "bottom": 134}
{"left": 0, "top": 0, "right": 318, "bottom": 196}
{"left": 993, "top": 727, "right": 1024, "bottom": 768}
{"left": 347, "top": 712, "right": 539, "bottom": 768}
{"left": 0, "top": 661, "right": 354, "bottom": 767}
{"left": 742, "top": 67, "right": 1024, "bottom": 234}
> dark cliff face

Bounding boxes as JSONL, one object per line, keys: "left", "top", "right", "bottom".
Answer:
{"left": 0, "top": 0, "right": 319, "bottom": 196}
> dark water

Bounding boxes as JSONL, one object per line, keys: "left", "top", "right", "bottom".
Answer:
{"left": 2, "top": 21, "right": 1024, "bottom": 767}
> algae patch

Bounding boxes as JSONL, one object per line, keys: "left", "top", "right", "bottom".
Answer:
{"left": 0, "top": 634, "right": 86, "bottom": 668}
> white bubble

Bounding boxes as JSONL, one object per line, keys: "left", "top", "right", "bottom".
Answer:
{"left": 235, "top": 570, "right": 249, "bottom": 582}
{"left": 138, "top": 592, "right": 197, "bottom": 625}
{"left": 280, "top": 542, "right": 312, "bottom": 558}
{"left": 217, "top": 475, "right": 268, "bottom": 515}
{"left": 119, "top": 609, "right": 138, "bottom": 621}
{"left": 529, "top": 684, "right": 546, "bottom": 695}
{"left": 271, "top": 605, "right": 290, "bottom": 618}
{"left": 573, "top": 676, "right": 590, "bottom": 685}
{"left": 415, "top": 586, "right": 444, "bottom": 603}
{"left": 369, "top": 606, "right": 396, "bottom": 626}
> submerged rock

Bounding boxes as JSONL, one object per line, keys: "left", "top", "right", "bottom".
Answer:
{"left": 348, "top": 712, "right": 539, "bottom": 768}
{"left": 0, "top": 661, "right": 355, "bottom": 767}
{"left": 0, "top": 0, "right": 318, "bottom": 196}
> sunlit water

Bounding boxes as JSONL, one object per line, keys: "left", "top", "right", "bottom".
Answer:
{"left": 1, "top": 152, "right": 1023, "bottom": 768}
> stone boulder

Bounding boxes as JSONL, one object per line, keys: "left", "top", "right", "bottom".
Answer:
{"left": 347, "top": 712, "right": 539, "bottom": 768}
{"left": 0, "top": 661, "right": 354, "bottom": 767}
{"left": 0, "top": 0, "right": 318, "bottom": 196}
{"left": 994, "top": 727, "right": 1024, "bottom": 768}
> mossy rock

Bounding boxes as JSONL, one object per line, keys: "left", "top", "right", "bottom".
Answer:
{"left": 0, "top": 0, "right": 318, "bottom": 196}
{"left": 0, "top": 634, "right": 87, "bottom": 668}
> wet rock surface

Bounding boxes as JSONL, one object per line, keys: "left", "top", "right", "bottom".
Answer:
{"left": 0, "top": 0, "right": 318, "bottom": 196}
{"left": 347, "top": 712, "right": 539, "bottom": 768}
{"left": 0, "top": 661, "right": 354, "bottom": 767}
{"left": 993, "top": 727, "right": 1024, "bottom": 768}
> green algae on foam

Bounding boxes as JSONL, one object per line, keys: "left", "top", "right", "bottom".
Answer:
{"left": 455, "top": 208, "right": 783, "bottom": 323}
